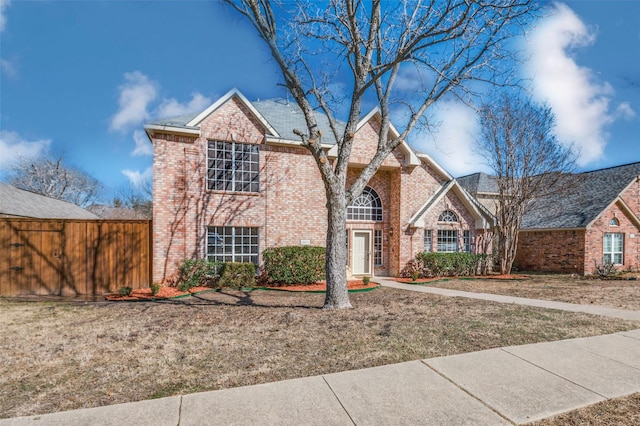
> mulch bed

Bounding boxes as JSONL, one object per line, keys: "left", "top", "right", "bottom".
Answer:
{"left": 105, "top": 286, "right": 212, "bottom": 301}
{"left": 395, "top": 274, "right": 528, "bottom": 284}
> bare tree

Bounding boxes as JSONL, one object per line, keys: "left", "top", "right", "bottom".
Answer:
{"left": 476, "top": 92, "right": 577, "bottom": 274}
{"left": 225, "top": 0, "right": 539, "bottom": 308}
{"left": 9, "top": 154, "right": 102, "bottom": 208}
{"left": 112, "top": 180, "right": 153, "bottom": 219}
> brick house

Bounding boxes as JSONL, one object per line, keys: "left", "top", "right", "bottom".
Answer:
{"left": 145, "top": 89, "right": 494, "bottom": 283}
{"left": 459, "top": 162, "right": 640, "bottom": 274}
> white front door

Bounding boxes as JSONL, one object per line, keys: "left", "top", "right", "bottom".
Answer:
{"left": 352, "top": 231, "right": 371, "bottom": 275}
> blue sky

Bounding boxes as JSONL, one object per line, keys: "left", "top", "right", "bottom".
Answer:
{"left": 1, "top": 1, "right": 639, "bottom": 201}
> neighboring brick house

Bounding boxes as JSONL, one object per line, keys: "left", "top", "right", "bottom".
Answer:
{"left": 459, "top": 162, "right": 640, "bottom": 274}
{"left": 145, "top": 89, "right": 494, "bottom": 283}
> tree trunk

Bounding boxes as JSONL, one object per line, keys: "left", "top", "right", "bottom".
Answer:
{"left": 323, "top": 188, "right": 351, "bottom": 309}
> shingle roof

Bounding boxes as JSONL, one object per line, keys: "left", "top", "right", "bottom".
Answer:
{"left": 148, "top": 98, "right": 345, "bottom": 145}
{"left": 0, "top": 183, "right": 99, "bottom": 219}
{"left": 523, "top": 162, "right": 640, "bottom": 229}
{"left": 457, "top": 172, "right": 499, "bottom": 194}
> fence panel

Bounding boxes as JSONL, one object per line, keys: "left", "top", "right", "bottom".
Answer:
{"left": 0, "top": 219, "right": 152, "bottom": 297}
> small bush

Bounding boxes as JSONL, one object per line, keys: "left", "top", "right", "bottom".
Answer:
{"left": 150, "top": 283, "right": 161, "bottom": 296}
{"left": 594, "top": 260, "right": 617, "bottom": 279}
{"left": 218, "top": 262, "right": 256, "bottom": 288}
{"left": 176, "top": 259, "right": 222, "bottom": 291}
{"left": 362, "top": 276, "right": 370, "bottom": 285}
{"left": 261, "top": 246, "right": 326, "bottom": 286}
{"left": 402, "top": 252, "right": 490, "bottom": 278}
{"left": 118, "top": 286, "right": 132, "bottom": 296}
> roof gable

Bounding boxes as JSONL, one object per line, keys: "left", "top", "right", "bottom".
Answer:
{"left": 522, "top": 162, "right": 640, "bottom": 229}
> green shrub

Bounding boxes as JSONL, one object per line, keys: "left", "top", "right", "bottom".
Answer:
{"left": 176, "top": 259, "right": 222, "bottom": 291}
{"left": 407, "top": 252, "right": 490, "bottom": 278}
{"left": 362, "top": 276, "right": 370, "bottom": 285}
{"left": 218, "top": 262, "right": 256, "bottom": 288}
{"left": 118, "top": 286, "right": 132, "bottom": 296}
{"left": 261, "top": 246, "right": 326, "bottom": 286}
{"left": 150, "top": 283, "right": 161, "bottom": 296}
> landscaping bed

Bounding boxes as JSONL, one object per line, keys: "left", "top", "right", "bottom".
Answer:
{"left": 395, "top": 274, "right": 528, "bottom": 284}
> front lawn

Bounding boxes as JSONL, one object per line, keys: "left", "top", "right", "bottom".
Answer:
{"left": 0, "top": 286, "right": 637, "bottom": 419}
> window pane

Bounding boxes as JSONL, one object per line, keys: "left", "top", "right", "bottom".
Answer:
{"left": 437, "top": 230, "right": 458, "bottom": 253}
{"left": 207, "top": 141, "right": 259, "bottom": 193}
{"left": 424, "top": 230, "right": 432, "bottom": 252}
{"left": 347, "top": 186, "right": 383, "bottom": 222}
{"left": 207, "top": 226, "right": 259, "bottom": 265}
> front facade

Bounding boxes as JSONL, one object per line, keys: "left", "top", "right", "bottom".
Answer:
{"left": 460, "top": 164, "right": 640, "bottom": 275}
{"left": 146, "top": 89, "right": 493, "bottom": 283}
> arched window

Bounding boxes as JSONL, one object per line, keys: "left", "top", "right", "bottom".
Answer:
{"left": 347, "top": 186, "right": 383, "bottom": 221}
{"left": 609, "top": 218, "right": 619, "bottom": 226}
{"left": 438, "top": 210, "right": 458, "bottom": 223}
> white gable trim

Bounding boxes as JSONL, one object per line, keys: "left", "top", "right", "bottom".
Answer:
{"left": 409, "top": 181, "right": 493, "bottom": 229}
{"left": 356, "top": 107, "right": 420, "bottom": 167}
{"left": 585, "top": 176, "right": 640, "bottom": 229}
{"left": 186, "top": 88, "right": 280, "bottom": 138}
{"left": 416, "top": 153, "right": 452, "bottom": 181}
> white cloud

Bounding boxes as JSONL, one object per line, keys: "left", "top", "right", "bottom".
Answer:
{"left": 395, "top": 65, "right": 427, "bottom": 92}
{"left": 122, "top": 167, "right": 152, "bottom": 187}
{"left": 615, "top": 102, "right": 635, "bottom": 120}
{"left": 413, "top": 100, "right": 485, "bottom": 177}
{"left": 0, "top": 0, "right": 10, "bottom": 32}
{"left": 131, "top": 130, "right": 153, "bottom": 157}
{"left": 525, "top": 3, "right": 623, "bottom": 166}
{"left": 0, "top": 58, "right": 16, "bottom": 78}
{"left": 0, "top": 130, "right": 50, "bottom": 173}
{"left": 110, "top": 71, "right": 158, "bottom": 132}
{"left": 155, "top": 93, "right": 211, "bottom": 118}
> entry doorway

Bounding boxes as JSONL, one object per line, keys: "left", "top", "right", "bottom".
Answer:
{"left": 352, "top": 230, "right": 372, "bottom": 276}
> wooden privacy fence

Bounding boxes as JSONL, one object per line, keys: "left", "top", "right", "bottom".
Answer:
{"left": 0, "top": 219, "right": 152, "bottom": 297}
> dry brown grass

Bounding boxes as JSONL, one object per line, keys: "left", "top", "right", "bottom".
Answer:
{"left": 530, "top": 392, "right": 640, "bottom": 425}
{"left": 0, "top": 286, "right": 637, "bottom": 419}
{"left": 422, "top": 273, "right": 640, "bottom": 311}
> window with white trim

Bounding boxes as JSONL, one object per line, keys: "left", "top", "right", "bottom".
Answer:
{"left": 374, "top": 230, "right": 383, "bottom": 266}
{"left": 207, "top": 141, "right": 259, "bottom": 192}
{"left": 207, "top": 226, "right": 259, "bottom": 264}
{"left": 438, "top": 210, "right": 458, "bottom": 223}
{"left": 609, "top": 218, "right": 619, "bottom": 226}
{"left": 603, "top": 232, "right": 623, "bottom": 265}
{"left": 424, "top": 230, "right": 432, "bottom": 252}
{"left": 347, "top": 186, "right": 383, "bottom": 221}
{"left": 463, "top": 230, "right": 472, "bottom": 253}
{"left": 437, "top": 230, "right": 458, "bottom": 252}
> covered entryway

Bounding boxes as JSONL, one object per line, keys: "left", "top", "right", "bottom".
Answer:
{"left": 352, "top": 230, "right": 371, "bottom": 276}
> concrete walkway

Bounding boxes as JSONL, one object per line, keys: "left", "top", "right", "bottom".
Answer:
{"left": 377, "top": 277, "right": 640, "bottom": 321}
{"left": 2, "top": 280, "right": 640, "bottom": 425}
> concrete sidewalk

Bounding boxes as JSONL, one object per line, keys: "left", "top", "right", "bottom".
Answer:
{"left": 2, "top": 329, "right": 640, "bottom": 425}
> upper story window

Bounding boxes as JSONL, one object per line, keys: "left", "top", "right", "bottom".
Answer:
{"left": 207, "top": 141, "right": 259, "bottom": 193}
{"left": 609, "top": 218, "right": 620, "bottom": 226}
{"left": 347, "top": 186, "right": 383, "bottom": 221}
{"left": 438, "top": 210, "right": 458, "bottom": 223}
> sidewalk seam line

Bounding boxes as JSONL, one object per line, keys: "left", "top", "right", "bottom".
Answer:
{"left": 419, "top": 359, "right": 516, "bottom": 425}
{"left": 499, "top": 348, "right": 609, "bottom": 399}
{"left": 321, "top": 376, "right": 357, "bottom": 426}
{"left": 177, "top": 395, "right": 183, "bottom": 426}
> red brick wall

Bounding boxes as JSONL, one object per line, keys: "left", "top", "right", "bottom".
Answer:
{"left": 515, "top": 178, "right": 640, "bottom": 275}
{"left": 151, "top": 96, "right": 490, "bottom": 282}
{"left": 515, "top": 230, "right": 586, "bottom": 273}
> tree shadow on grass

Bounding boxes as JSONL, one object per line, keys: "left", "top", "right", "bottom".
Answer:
{"left": 149, "top": 289, "right": 324, "bottom": 310}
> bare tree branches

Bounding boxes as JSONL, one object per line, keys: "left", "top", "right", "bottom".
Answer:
{"left": 476, "top": 92, "right": 577, "bottom": 274}
{"left": 8, "top": 154, "right": 102, "bottom": 208}
{"left": 225, "top": 0, "right": 539, "bottom": 308}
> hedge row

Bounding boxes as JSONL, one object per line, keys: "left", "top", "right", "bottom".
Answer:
{"left": 401, "top": 252, "right": 491, "bottom": 279}
{"left": 176, "top": 259, "right": 256, "bottom": 291}
{"left": 261, "top": 246, "right": 326, "bottom": 286}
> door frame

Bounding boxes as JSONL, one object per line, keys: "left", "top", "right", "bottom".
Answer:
{"left": 351, "top": 229, "right": 373, "bottom": 276}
